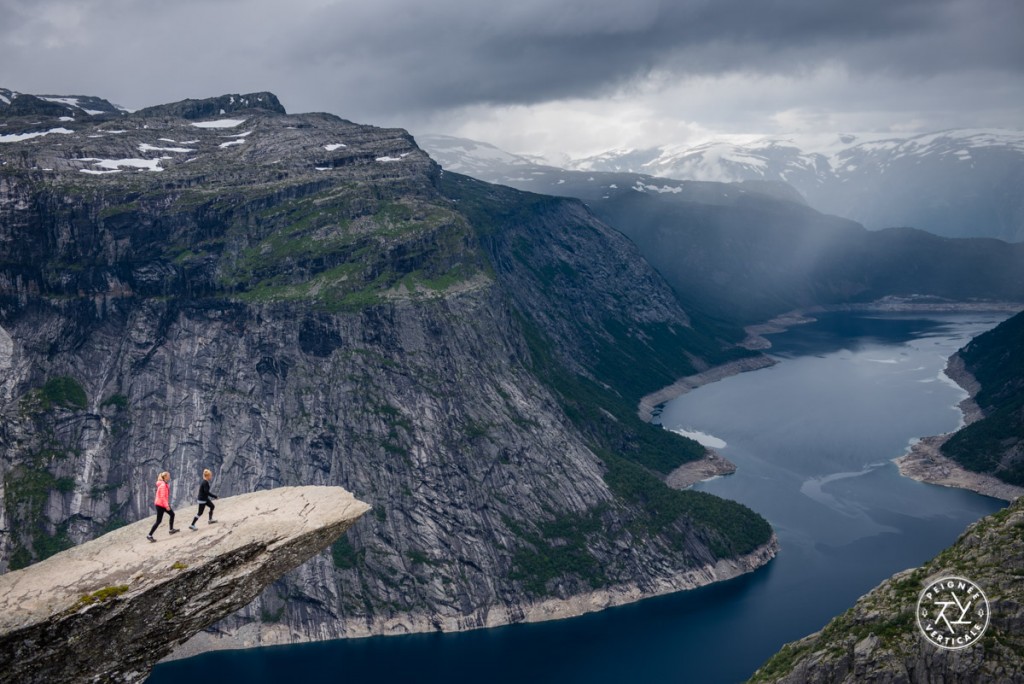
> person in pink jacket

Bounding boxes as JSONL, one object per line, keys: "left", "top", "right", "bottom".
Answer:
{"left": 146, "top": 471, "right": 180, "bottom": 541}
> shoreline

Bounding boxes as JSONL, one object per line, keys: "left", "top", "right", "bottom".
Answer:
{"left": 665, "top": 448, "right": 737, "bottom": 489}
{"left": 894, "top": 354, "right": 1024, "bottom": 502}
{"left": 167, "top": 299, "right": 1023, "bottom": 664}
{"left": 166, "top": 534, "right": 780, "bottom": 661}
{"left": 637, "top": 355, "right": 777, "bottom": 423}
{"left": 639, "top": 298, "right": 1023, "bottom": 424}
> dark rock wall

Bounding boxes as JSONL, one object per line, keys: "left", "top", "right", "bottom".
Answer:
{"left": 0, "top": 95, "right": 773, "bottom": 644}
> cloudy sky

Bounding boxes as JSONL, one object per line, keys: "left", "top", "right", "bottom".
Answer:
{"left": 2, "top": 0, "right": 1022, "bottom": 162}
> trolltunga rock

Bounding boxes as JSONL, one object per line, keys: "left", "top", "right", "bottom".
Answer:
{"left": 0, "top": 486, "right": 370, "bottom": 684}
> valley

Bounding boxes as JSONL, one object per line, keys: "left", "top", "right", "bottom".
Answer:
{"left": 1, "top": 89, "right": 1022, "bottom": 682}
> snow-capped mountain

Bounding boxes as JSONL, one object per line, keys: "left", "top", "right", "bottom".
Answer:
{"left": 421, "top": 130, "right": 1024, "bottom": 242}
{"left": 569, "top": 133, "right": 873, "bottom": 184}
{"left": 0, "top": 88, "right": 124, "bottom": 118}
{"left": 415, "top": 134, "right": 538, "bottom": 177}
{"left": 572, "top": 129, "right": 1024, "bottom": 242}
{"left": 417, "top": 133, "right": 806, "bottom": 207}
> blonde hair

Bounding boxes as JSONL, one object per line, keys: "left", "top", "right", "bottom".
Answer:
{"left": 158, "top": 471, "right": 170, "bottom": 483}
{"left": 203, "top": 469, "right": 212, "bottom": 479}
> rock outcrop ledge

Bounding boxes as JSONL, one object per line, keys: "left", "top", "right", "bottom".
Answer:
{"left": 749, "top": 496, "right": 1024, "bottom": 683}
{"left": 0, "top": 486, "right": 370, "bottom": 684}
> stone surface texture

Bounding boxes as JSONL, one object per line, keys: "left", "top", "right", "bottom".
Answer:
{"left": 0, "top": 485, "right": 369, "bottom": 683}
{"left": 749, "top": 497, "right": 1024, "bottom": 683}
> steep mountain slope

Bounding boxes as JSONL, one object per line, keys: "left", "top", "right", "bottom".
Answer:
{"left": 0, "top": 91, "right": 774, "bottom": 647}
{"left": 593, "top": 190, "right": 1024, "bottom": 324}
{"left": 422, "top": 134, "right": 1024, "bottom": 325}
{"left": 567, "top": 130, "right": 1024, "bottom": 242}
{"left": 941, "top": 310, "right": 1024, "bottom": 486}
{"left": 750, "top": 496, "right": 1024, "bottom": 683}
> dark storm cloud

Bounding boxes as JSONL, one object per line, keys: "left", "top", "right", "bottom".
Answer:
{"left": 280, "top": 0, "right": 1024, "bottom": 115}
{"left": 0, "top": 0, "right": 1020, "bottom": 137}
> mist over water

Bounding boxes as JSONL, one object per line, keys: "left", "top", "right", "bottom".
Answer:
{"left": 149, "top": 312, "right": 1009, "bottom": 684}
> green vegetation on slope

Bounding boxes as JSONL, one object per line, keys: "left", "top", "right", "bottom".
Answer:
{"left": 216, "top": 189, "right": 485, "bottom": 311}
{"left": 601, "top": 453, "right": 772, "bottom": 559}
{"left": 750, "top": 498, "right": 1024, "bottom": 683}
{"left": 502, "top": 316, "right": 772, "bottom": 594}
{"left": 444, "top": 172, "right": 754, "bottom": 405}
{"left": 508, "top": 508, "right": 609, "bottom": 594}
{"left": 4, "top": 465, "right": 76, "bottom": 570}
{"left": 517, "top": 312, "right": 705, "bottom": 474}
{"left": 515, "top": 314, "right": 772, "bottom": 582}
{"left": 941, "top": 310, "right": 1024, "bottom": 485}
{"left": 20, "top": 376, "right": 88, "bottom": 413}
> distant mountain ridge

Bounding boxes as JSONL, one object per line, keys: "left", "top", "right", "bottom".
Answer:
{"left": 421, "top": 129, "right": 1024, "bottom": 242}
{"left": 419, "top": 133, "right": 806, "bottom": 206}
{"left": 569, "top": 129, "right": 1024, "bottom": 181}
{"left": 421, "top": 134, "right": 1024, "bottom": 326}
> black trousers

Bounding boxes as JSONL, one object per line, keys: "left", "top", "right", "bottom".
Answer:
{"left": 193, "top": 500, "right": 215, "bottom": 521}
{"left": 149, "top": 505, "right": 174, "bottom": 535}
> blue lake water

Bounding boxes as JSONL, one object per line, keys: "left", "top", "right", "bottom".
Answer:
{"left": 149, "top": 311, "right": 1010, "bottom": 683}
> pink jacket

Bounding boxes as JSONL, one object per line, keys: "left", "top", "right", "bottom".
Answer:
{"left": 154, "top": 480, "right": 170, "bottom": 509}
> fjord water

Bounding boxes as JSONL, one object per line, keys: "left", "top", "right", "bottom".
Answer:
{"left": 149, "top": 311, "right": 1008, "bottom": 684}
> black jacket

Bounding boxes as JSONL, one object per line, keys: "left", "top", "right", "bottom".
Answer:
{"left": 197, "top": 479, "right": 218, "bottom": 503}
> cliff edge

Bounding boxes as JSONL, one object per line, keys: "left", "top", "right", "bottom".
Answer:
{"left": 749, "top": 496, "right": 1024, "bottom": 683}
{"left": 0, "top": 486, "right": 370, "bottom": 684}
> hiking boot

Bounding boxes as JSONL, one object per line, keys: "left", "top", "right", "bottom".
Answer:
{"left": 169, "top": 528, "right": 180, "bottom": 535}
{"left": 189, "top": 524, "right": 198, "bottom": 531}
{"left": 146, "top": 535, "right": 155, "bottom": 542}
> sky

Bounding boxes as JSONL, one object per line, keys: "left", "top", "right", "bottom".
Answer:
{"left": 1, "top": 0, "right": 1022, "bottom": 163}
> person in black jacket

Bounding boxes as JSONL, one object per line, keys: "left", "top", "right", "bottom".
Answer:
{"left": 189, "top": 469, "right": 219, "bottom": 530}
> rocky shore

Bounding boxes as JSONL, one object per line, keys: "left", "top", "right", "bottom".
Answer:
{"left": 751, "top": 498, "right": 1024, "bottom": 683}
{"left": 665, "top": 449, "right": 737, "bottom": 489}
{"left": 637, "top": 355, "right": 777, "bottom": 422}
{"left": 740, "top": 311, "right": 819, "bottom": 350}
{"left": 169, "top": 533, "right": 780, "bottom": 658}
{"left": 894, "top": 354, "right": 1024, "bottom": 501}
{"left": 895, "top": 434, "right": 1024, "bottom": 502}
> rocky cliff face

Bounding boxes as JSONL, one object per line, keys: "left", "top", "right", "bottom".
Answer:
{"left": 0, "top": 486, "right": 369, "bottom": 684}
{"left": 749, "top": 496, "right": 1024, "bottom": 683}
{"left": 0, "top": 91, "right": 774, "bottom": 649}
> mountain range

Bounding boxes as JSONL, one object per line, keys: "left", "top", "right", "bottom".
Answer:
{"left": 421, "top": 129, "right": 1024, "bottom": 242}
{"left": 2, "top": 88, "right": 1023, "bottom": 679}
{"left": 421, "top": 134, "right": 1024, "bottom": 325}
